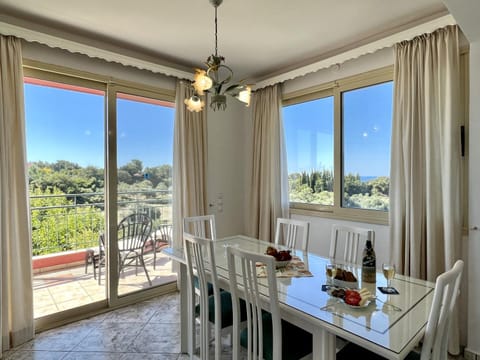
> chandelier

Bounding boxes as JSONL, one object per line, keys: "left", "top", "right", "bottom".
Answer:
{"left": 184, "top": 0, "right": 252, "bottom": 112}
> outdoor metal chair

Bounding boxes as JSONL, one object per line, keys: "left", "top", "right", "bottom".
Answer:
{"left": 85, "top": 233, "right": 105, "bottom": 284}
{"left": 85, "top": 213, "right": 153, "bottom": 285}
{"left": 153, "top": 223, "right": 172, "bottom": 269}
{"left": 117, "top": 213, "right": 153, "bottom": 286}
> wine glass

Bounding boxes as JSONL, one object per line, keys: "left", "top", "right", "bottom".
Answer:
{"left": 325, "top": 263, "right": 337, "bottom": 283}
{"left": 382, "top": 263, "right": 396, "bottom": 288}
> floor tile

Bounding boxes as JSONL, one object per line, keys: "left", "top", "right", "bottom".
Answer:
{"left": 3, "top": 350, "right": 69, "bottom": 359}
{"left": 70, "top": 322, "right": 145, "bottom": 353}
{"left": 16, "top": 322, "right": 93, "bottom": 352}
{"left": 127, "top": 323, "right": 181, "bottom": 353}
{"left": 4, "top": 291, "right": 465, "bottom": 360}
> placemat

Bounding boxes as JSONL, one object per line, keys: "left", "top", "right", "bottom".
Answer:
{"left": 257, "top": 256, "right": 313, "bottom": 278}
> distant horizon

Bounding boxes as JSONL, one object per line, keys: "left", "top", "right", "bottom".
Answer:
{"left": 287, "top": 171, "right": 388, "bottom": 181}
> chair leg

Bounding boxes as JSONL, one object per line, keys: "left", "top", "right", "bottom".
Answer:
{"left": 92, "top": 256, "right": 97, "bottom": 280}
{"left": 85, "top": 249, "right": 94, "bottom": 274}
{"left": 153, "top": 240, "right": 157, "bottom": 270}
{"left": 140, "top": 255, "right": 152, "bottom": 286}
{"left": 187, "top": 283, "right": 196, "bottom": 359}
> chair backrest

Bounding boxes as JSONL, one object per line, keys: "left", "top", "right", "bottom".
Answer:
{"left": 183, "top": 232, "right": 222, "bottom": 359}
{"left": 274, "top": 218, "right": 310, "bottom": 251}
{"left": 421, "top": 260, "right": 464, "bottom": 360}
{"left": 157, "top": 223, "right": 172, "bottom": 244}
{"left": 329, "top": 224, "right": 375, "bottom": 264}
{"left": 226, "top": 246, "right": 281, "bottom": 360}
{"left": 117, "top": 213, "right": 152, "bottom": 251}
{"left": 183, "top": 215, "right": 217, "bottom": 240}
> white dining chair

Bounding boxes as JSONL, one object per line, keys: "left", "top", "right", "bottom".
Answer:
{"left": 329, "top": 224, "right": 375, "bottom": 264}
{"left": 274, "top": 218, "right": 310, "bottom": 251}
{"left": 183, "top": 232, "right": 233, "bottom": 360}
{"left": 226, "top": 246, "right": 312, "bottom": 360}
{"left": 183, "top": 214, "right": 217, "bottom": 240}
{"left": 183, "top": 214, "right": 217, "bottom": 296}
{"left": 337, "top": 259, "right": 464, "bottom": 360}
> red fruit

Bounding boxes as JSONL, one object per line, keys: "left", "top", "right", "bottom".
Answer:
{"left": 344, "top": 290, "right": 361, "bottom": 306}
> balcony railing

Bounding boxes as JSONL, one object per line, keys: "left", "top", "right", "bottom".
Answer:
{"left": 30, "top": 189, "right": 172, "bottom": 256}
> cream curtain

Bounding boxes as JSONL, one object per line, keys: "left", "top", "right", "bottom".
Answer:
{"left": 172, "top": 80, "right": 208, "bottom": 247}
{"left": 247, "top": 84, "right": 289, "bottom": 242}
{"left": 389, "top": 25, "right": 462, "bottom": 353}
{"left": 0, "top": 35, "right": 34, "bottom": 355}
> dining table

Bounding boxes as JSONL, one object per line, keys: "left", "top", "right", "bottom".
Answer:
{"left": 162, "top": 234, "right": 435, "bottom": 360}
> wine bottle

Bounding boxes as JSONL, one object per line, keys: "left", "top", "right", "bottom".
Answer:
{"left": 361, "top": 239, "right": 376, "bottom": 283}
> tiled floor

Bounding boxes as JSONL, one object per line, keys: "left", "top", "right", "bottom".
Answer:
{"left": 4, "top": 292, "right": 185, "bottom": 360}
{"left": 34, "top": 251, "right": 176, "bottom": 318}
{"left": 2, "top": 291, "right": 465, "bottom": 360}
{"left": 4, "top": 292, "right": 242, "bottom": 360}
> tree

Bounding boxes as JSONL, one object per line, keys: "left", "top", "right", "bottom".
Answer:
{"left": 344, "top": 173, "right": 370, "bottom": 197}
{"left": 120, "top": 159, "right": 143, "bottom": 177}
{"left": 369, "top": 176, "right": 390, "bottom": 196}
{"left": 288, "top": 169, "right": 390, "bottom": 210}
{"left": 144, "top": 164, "right": 172, "bottom": 189}
{"left": 27, "top": 159, "right": 174, "bottom": 255}
{"left": 30, "top": 187, "right": 103, "bottom": 255}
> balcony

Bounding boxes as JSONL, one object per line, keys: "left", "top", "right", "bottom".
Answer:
{"left": 31, "top": 190, "right": 177, "bottom": 318}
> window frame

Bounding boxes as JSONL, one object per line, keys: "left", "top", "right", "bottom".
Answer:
{"left": 283, "top": 66, "right": 393, "bottom": 225}
{"left": 23, "top": 61, "right": 177, "bottom": 330}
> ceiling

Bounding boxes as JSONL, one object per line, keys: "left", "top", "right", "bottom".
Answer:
{"left": 0, "top": 0, "right": 449, "bottom": 82}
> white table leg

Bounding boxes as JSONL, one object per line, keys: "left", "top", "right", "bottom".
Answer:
{"left": 312, "top": 327, "right": 336, "bottom": 360}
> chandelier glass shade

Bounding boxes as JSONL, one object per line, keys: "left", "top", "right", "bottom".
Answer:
{"left": 184, "top": 0, "right": 251, "bottom": 112}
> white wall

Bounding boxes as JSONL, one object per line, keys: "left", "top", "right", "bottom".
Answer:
{"left": 206, "top": 98, "right": 248, "bottom": 238}
{"left": 466, "top": 41, "right": 480, "bottom": 356}
{"left": 442, "top": 0, "right": 480, "bottom": 354}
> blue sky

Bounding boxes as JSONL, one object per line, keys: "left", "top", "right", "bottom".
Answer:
{"left": 283, "top": 81, "right": 393, "bottom": 177}
{"left": 24, "top": 80, "right": 392, "bottom": 176}
{"left": 24, "top": 83, "right": 174, "bottom": 169}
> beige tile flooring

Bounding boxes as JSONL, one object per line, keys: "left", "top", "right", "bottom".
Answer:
{"left": 4, "top": 292, "right": 242, "bottom": 360}
{"left": 33, "top": 251, "right": 177, "bottom": 318}
{"left": 4, "top": 290, "right": 466, "bottom": 360}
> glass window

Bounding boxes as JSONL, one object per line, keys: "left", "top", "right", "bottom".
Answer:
{"left": 283, "top": 96, "right": 334, "bottom": 206}
{"left": 24, "top": 76, "right": 107, "bottom": 317}
{"left": 115, "top": 91, "right": 175, "bottom": 296}
{"left": 24, "top": 71, "right": 177, "bottom": 322}
{"left": 342, "top": 81, "right": 393, "bottom": 211}
{"left": 283, "top": 69, "right": 393, "bottom": 221}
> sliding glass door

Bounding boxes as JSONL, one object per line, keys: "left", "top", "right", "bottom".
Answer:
{"left": 113, "top": 89, "right": 175, "bottom": 297}
{"left": 24, "top": 73, "right": 107, "bottom": 318}
{"left": 24, "top": 69, "right": 177, "bottom": 327}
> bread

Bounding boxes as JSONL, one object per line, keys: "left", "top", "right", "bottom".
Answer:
{"left": 334, "top": 269, "right": 357, "bottom": 282}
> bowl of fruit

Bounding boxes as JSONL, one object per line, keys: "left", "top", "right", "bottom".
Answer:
{"left": 265, "top": 246, "right": 293, "bottom": 268}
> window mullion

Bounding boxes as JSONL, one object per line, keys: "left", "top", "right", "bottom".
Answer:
{"left": 333, "top": 85, "right": 342, "bottom": 212}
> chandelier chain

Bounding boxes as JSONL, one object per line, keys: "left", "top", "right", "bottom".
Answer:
{"left": 214, "top": 6, "right": 218, "bottom": 57}
{"left": 184, "top": 0, "right": 251, "bottom": 112}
